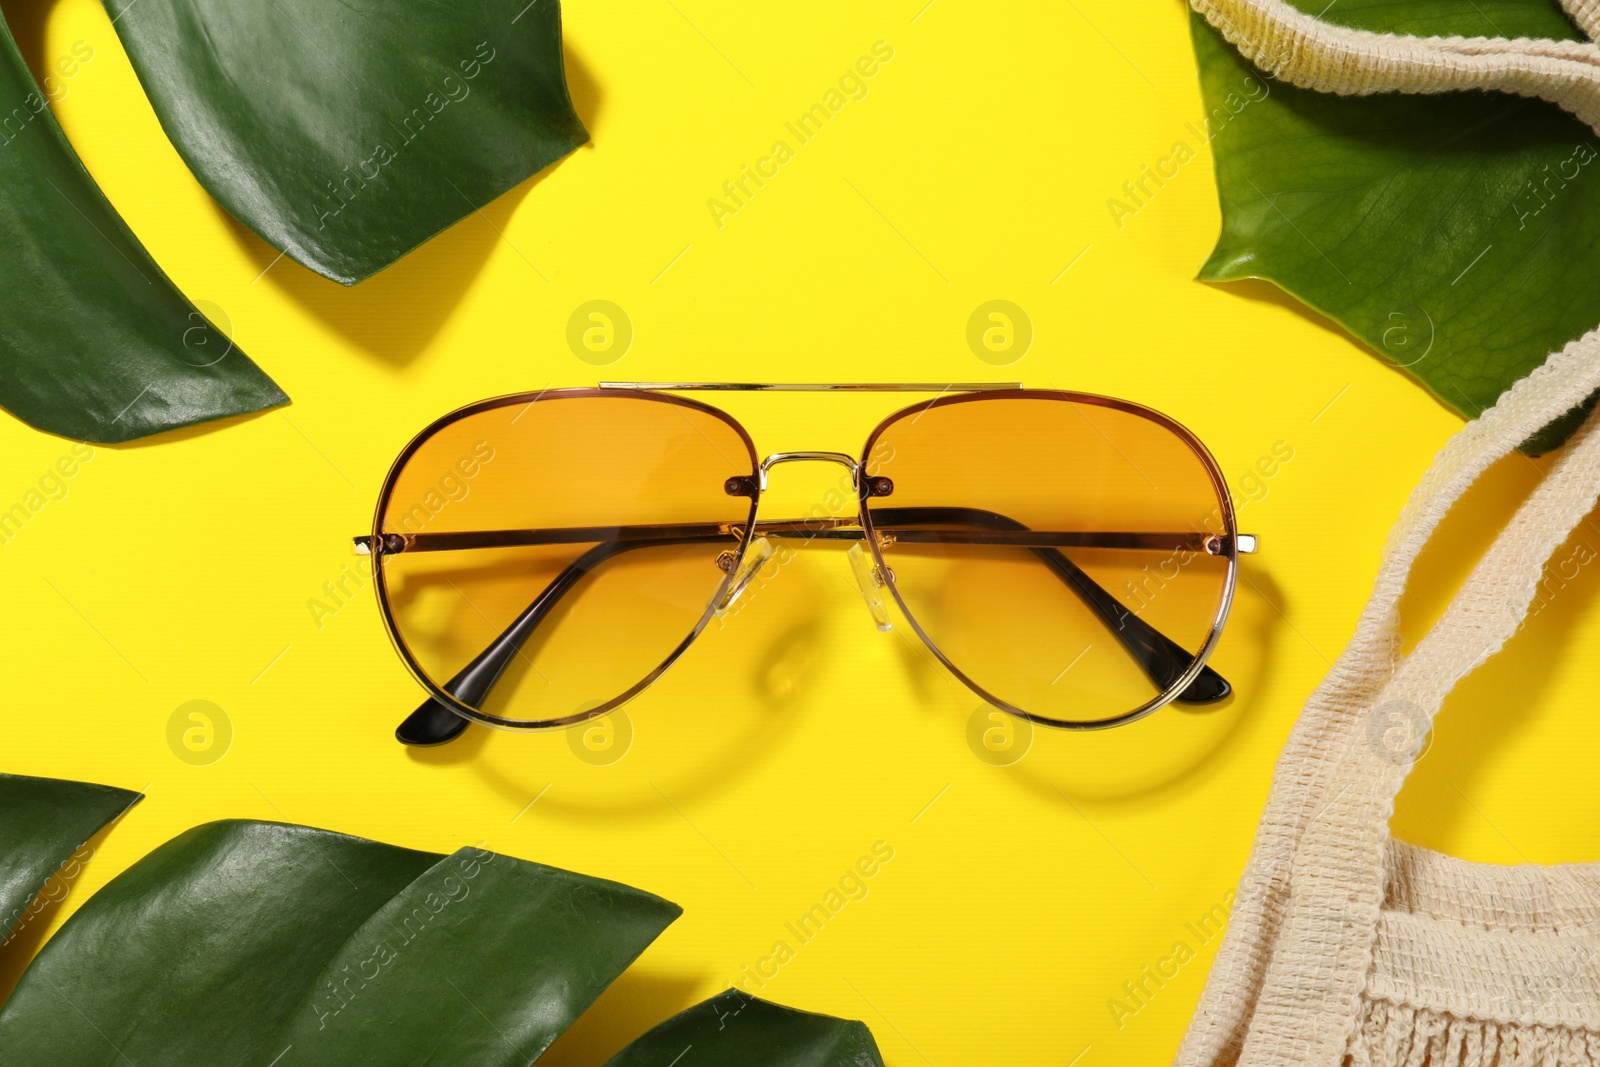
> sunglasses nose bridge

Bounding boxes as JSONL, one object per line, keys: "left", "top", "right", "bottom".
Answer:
{"left": 756, "top": 451, "right": 860, "bottom": 491}
{"left": 754, "top": 450, "right": 896, "bottom": 633}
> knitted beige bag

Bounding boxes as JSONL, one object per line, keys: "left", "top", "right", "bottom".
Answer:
{"left": 1177, "top": 4, "right": 1600, "bottom": 1064}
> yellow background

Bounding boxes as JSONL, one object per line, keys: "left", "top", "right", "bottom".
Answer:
{"left": 4, "top": 1, "right": 1599, "bottom": 1063}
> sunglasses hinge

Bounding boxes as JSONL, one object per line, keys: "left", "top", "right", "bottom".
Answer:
{"left": 352, "top": 533, "right": 411, "bottom": 557}
{"left": 1203, "top": 533, "right": 1259, "bottom": 556}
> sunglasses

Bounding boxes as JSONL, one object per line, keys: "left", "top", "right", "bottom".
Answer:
{"left": 354, "top": 384, "right": 1257, "bottom": 747}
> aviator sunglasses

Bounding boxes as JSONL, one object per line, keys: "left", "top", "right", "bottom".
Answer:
{"left": 354, "top": 384, "right": 1258, "bottom": 746}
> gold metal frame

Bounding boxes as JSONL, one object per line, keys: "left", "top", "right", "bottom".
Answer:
{"left": 599, "top": 382, "right": 1021, "bottom": 392}
{"left": 360, "top": 383, "right": 1258, "bottom": 744}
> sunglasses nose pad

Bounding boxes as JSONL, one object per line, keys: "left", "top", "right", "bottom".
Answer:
{"left": 847, "top": 543, "right": 894, "bottom": 632}
{"left": 710, "top": 536, "right": 774, "bottom": 617}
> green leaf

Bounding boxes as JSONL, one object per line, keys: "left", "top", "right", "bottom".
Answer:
{"left": 0, "top": 821, "right": 680, "bottom": 1066}
{"left": 0, "top": 13, "right": 287, "bottom": 443}
{"left": 1190, "top": 0, "right": 1600, "bottom": 450}
{"left": 103, "top": 0, "right": 589, "bottom": 285}
{"left": 0, "top": 774, "right": 139, "bottom": 945}
{"left": 605, "top": 992, "right": 887, "bottom": 1067}
{"left": 0, "top": 790, "right": 868, "bottom": 1065}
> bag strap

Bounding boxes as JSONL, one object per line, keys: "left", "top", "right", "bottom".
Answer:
{"left": 1190, "top": 0, "right": 1600, "bottom": 128}
{"left": 1568, "top": 0, "right": 1600, "bottom": 41}
{"left": 1180, "top": 334, "right": 1600, "bottom": 1061}
{"left": 1176, "top": 7, "right": 1600, "bottom": 1062}
{"left": 1246, "top": 363, "right": 1600, "bottom": 1064}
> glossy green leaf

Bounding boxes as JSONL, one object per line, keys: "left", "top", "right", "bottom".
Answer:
{"left": 1191, "top": 0, "right": 1600, "bottom": 450}
{"left": 0, "top": 14, "right": 287, "bottom": 443}
{"left": 0, "top": 820, "right": 680, "bottom": 1066}
{"left": 0, "top": 773, "right": 139, "bottom": 945}
{"left": 606, "top": 992, "right": 886, "bottom": 1067}
{"left": 104, "top": 0, "right": 589, "bottom": 285}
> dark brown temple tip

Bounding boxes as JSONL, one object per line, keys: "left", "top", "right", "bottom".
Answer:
{"left": 396, "top": 697, "right": 471, "bottom": 746}
{"left": 1176, "top": 663, "right": 1231, "bottom": 704}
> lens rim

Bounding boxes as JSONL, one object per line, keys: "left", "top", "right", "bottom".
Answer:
{"left": 370, "top": 388, "right": 761, "bottom": 732}
{"left": 856, "top": 388, "right": 1239, "bottom": 731}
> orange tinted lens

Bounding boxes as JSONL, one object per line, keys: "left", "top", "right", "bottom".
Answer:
{"left": 864, "top": 394, "right": 1232, "bottom": 725}
{"left": 377, "top": 394, "right": 755, "bottom": 728}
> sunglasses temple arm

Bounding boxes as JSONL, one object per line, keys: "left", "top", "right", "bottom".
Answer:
{"left": 393, "top": 513, "right": 1229, "bottom": 746}
{"left": 401, "top": 524, "right": 784, "bottom": 744}
{"left": 869, "top": 507, "right": 1231, "bottom": 704}
{"left": 1030, "top": 542, "right": 1229, "bottom": 701}
{"left": 396, "top": 540, "right": 623, "bottom": 745}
